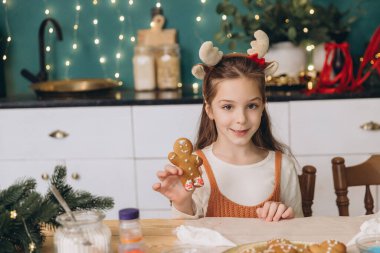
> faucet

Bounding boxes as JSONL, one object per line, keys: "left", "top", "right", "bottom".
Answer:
{"left": 21, "top": 18, "right": 63, "bottom": 83}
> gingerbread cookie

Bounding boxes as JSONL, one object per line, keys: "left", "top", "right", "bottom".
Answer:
{"left": 168, "top": 138, "right": 204, "bottom": 191}
{"left": 308, "top": 240, "right": 346, "bottom": 253}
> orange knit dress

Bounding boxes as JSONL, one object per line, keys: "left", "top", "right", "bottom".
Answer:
{"left": 195, "top": 150, "right": 282, "bottom": 218}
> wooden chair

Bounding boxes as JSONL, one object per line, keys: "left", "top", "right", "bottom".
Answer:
{"left": 298, "top": 165, "right": 317, "bottom": 217}
{"left": 332, "top": 155, "right": 380, "bottom": 216}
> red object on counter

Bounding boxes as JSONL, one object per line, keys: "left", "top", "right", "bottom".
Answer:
{"left": 316, "top": 42, "right": 354, "bottom": 93}
{"left": 351, "top": 26, "right": 380, "bottom": 90}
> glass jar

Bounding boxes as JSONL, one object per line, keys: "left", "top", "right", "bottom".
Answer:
{"left": 156, "top": 44, "right": 181, "bottom": 90}
{"left": 133, "top": 45, "right": 156, "bottom": 91}
{"left": 54, "top": 210, "right": 111, "bottom": 253}
{"left": 118, "top": 208, "right": 146, "bottom": 253}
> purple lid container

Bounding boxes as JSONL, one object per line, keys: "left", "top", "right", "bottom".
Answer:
{"left": 119, "top": 208, "right": 139, "bottom": 220}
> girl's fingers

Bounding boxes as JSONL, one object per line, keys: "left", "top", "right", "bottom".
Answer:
{"left": 157, "top": 170, "right": 168, "bottom": 181}
{"left": 265, "top": 202, "right": 278, "bottom": 222}
{"left": 152, "top": 182, "right": 161, "bottom": 191}
{"left": 273, "top": 203, "right": 287, "bottom": 222}
{"left": 259, "top": 202, "right": 271, "bottom": 219}
{"left": 281, "top": 207, "right": 294, "bottom": 219}
{"left": 164, "top": 165, "right": 183, "bottom": 175}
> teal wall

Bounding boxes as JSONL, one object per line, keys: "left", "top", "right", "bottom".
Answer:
{"left": 0, "top": 0, "right": 379, "bottom": 96}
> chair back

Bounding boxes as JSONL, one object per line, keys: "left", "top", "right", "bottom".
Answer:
{"left": 298, "top": 165, "right": 316, "bottom": 217}
{"left": 332, "top": 155, "right": 380, "bottom": 216}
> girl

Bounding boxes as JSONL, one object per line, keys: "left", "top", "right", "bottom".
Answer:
{"left": 152, "top": 30, "right": 303, "bottom": 221}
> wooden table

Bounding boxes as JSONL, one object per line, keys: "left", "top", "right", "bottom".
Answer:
{"left": 42, "top": 219, "right": 184, "bottom": 253}
{"left": 42, "top": 215, "right": 372, "bottom": 253}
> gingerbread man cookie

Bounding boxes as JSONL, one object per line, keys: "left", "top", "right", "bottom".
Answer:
{"left": 308, "top": 240, "right": 346, "bottom": 253}
{"left": 168, "top": 138, "right": 204, "bottom": 191}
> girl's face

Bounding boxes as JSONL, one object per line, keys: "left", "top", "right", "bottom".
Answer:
{"left": 205, "top": 77, "right": 264, "bottom": 147}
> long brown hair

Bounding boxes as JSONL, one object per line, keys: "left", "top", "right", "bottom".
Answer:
{"left": 194, "top": 54, "right": 288, "bottom": 154}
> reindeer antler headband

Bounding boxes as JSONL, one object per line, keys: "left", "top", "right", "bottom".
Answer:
{"left": 191, "top": 30, "right": 278, "bottom": 80}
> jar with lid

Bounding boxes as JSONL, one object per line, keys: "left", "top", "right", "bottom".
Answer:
{"left": 156, "top": 44, "right": 181, "bottom": 90}
{"left": 133, "top": 45, "right": 156, "bottom": 91}
{"left": 118, "top": 208, "right": 146, "bottom": 253}
{"left": 54, "top": 210, "right": 111, "bottom": 253}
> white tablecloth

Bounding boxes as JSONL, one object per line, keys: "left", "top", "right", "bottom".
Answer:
{"left": 182, "top": 215, "right": 373, "bottom": 252}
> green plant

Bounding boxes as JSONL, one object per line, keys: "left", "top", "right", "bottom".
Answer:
{"left": 215, "top": 0, "right": 361, "bottom": 49}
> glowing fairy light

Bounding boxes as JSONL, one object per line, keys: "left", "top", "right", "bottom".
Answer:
{"left": 65, "top": 60, "right": 70, "bottom": 66}
{"left": 115, "top": 72, "right": 120, "bottom": 78}
{"left": 303, "top": 27, "right": 309, "bottom": 33}
{"left": 94, "top": 38, "right": 100, "bottom": 44}
{"left": 130, "top": 36, "right": 135, "bottom": 42}
{"left": 45, "top": 9, "right": 50, "bottom": 15}
{"left": 285, "top": 18, "right": 289, "bottom": 24}
{"left": 222, "top": 15, "right": 227, "bottom": 21}
{"left": 72, "top": 43, "right": 78, "bottom": 50}
{"left": 74, "top": 24, "right": 79, "bottom": 30}
{"left": 2, "top": 0, "right": 7, "bottom": 4}
{"left": 2, "top": 55, "right": 7, "bottom": 61}
{"left": 99, "top": 57, "right": 106, "bottom": 63}
{"left": 49, "top": 27, "right": 54, "bottom": 33}
{"left": 118, "top": 34, "right": 124, "bottom": 40}
{"left": 119, "top": 16, "right": 125, "bottom": 22}
{"left": 255, "top": 14, "right": 260, "bottom": 20}
{"left": 201, "top": 0, "right": 206, "bottom": 3}
{"left": 93, "top": 19, "right": 98, "bottom": 25}
{"left": 309, "top": 9, "right": 315, "bottom": 15}
{"left": 156, "top": 2, "right": 161, "bottom": 8}
{"left": 116, "top": 52, "right": 121, "bottom": 59}
{"left": 93, "top": 0, "right": 97, "bottom": 5}
{"left": 196, "top": 16, "right": 202, "bottom": 22}
{"left": 129, "top": 0, "right": 133, "bottom": 5}
{"left": 306, "top": 45, "right": 315, "bottom": 51}
{"left": 46, "top": 64, "right": 51, "bottom": 70}
{"left": 7, "top": 36, "right": 11, "bottom": 42}
{"left": 46, "top": 46, "right": 51, "bottom": 52}
{"left": 76, "top": 5, "right": 81, "bottom": 11}
{"left": 307, "top": 65, "right": 314, "bottom": 71}
{"left": 111, "top": 0, "right": 116, "bottom": 3}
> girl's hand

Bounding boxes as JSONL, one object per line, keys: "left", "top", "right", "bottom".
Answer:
{"left": 256, "top": 201, "right": 294, "bottom": 222}
{"left": 152, "top": 165, "right": 194, "bottom": 212}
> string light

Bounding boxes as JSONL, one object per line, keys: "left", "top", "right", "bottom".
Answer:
{"left": 10, "top": 210, "right": 17, "bottom": 219}
{"left": 64, "top": 1, "right": 82, "bottom": 78}
{"left": 1, "top": 0, "right": 11, "bottom": 62}
{"left": 196, "top": 16, "right": 202, "bottom": 22}
{"left": 222, "top": 15, "right": 227, "bottom": 21}
{"left": 303, "top": 27, "right": 309, "bottom": 33}
{"left": 309, "top": 8, "right": 315, "bottom": 15}
{"left": 254, "top": 14, "right": 260, "bottom": 20}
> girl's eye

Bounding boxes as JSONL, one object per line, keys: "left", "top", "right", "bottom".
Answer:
{"left": 248, "top": 103, "right": 258, "bottom": 109}
{"left": 222, "top": 105, "right": 232, "bottom": 110}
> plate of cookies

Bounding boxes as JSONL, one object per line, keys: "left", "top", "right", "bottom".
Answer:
{"left": 223, "top": 238, "right": 346, "bottom": 253}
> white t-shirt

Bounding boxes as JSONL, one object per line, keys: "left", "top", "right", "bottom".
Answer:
{"left": 172, "top": 145, "right": 303, "bottom": 219}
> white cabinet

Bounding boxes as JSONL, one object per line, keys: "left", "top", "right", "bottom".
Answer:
{"left": 0, "top": 107, "right": 134, "bottom": 159}
{"left": 0, "top": 106, "right": 136, "bottom": 219}
{"left": 290, "top": 98, "right": 380, "bottom": 216}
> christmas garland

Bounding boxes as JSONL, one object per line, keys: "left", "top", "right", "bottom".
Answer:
{"left": 0, "top": 165, "right": 114, "bottom": 253}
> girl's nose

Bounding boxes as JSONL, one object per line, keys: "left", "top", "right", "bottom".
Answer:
{"left": 236, "top": 109, "right": 247, "bottom": 124}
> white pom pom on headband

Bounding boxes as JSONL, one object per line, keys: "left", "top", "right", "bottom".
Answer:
{"left": 191, "top": 30, "right": 279, "bottom": 80}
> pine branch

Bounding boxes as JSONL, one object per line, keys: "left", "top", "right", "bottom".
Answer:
{"left": 0, "top": 179, "right": 36, "bottom": 209}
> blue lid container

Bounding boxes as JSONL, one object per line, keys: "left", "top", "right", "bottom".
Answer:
{"left": 119, "top": 208, "right": 139, "bottom": 220}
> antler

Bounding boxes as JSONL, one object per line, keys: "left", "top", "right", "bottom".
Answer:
{"left": 192, "top": 41, "right": 224, "bottom": 79}
{"left": 247, "top": 30, "right": 269, "bottom": 58}
{"left": 199, "top": 41, "right": 223, "bottom": 66}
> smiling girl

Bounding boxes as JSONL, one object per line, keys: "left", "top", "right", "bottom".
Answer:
{"left": 153, "top": 30, "right": 303, "bottom": 221}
